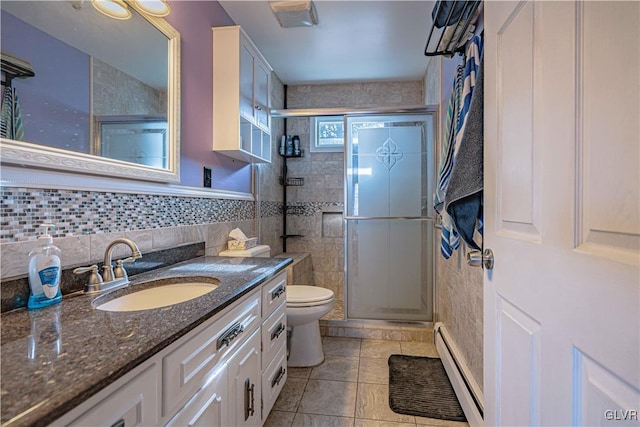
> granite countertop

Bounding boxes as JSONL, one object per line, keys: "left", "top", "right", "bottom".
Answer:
{"left": 0, "top": 256, "right": 292, "bottom": 427}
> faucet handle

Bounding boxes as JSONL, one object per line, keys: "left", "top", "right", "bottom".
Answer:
{"left": 73, "top": 265, "right": 104, "bottom": 291}
{"left": 113, "top": 260, "right": 129, "bottom": 280}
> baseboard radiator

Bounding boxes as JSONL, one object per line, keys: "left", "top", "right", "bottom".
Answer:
{"left": 434, "top": 322, "right": 484, "bottom": 426}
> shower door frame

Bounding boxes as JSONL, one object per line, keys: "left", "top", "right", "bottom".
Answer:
{"left": 271, "top": 104, "right": 439, "bottom": 324}
{"left": 343, "top": 110, "right": 438, "bottom": 322}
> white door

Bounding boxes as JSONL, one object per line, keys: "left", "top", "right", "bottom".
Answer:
{"left": 484, "top": 1, "right": 640, "bottom": 426}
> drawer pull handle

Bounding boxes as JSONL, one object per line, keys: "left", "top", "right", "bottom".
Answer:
{"left": 111, "top": 419, "right": 125, "bottom": 427}
{"left": 271, "top": 366, "right": 286, "bottom": 388}
{"left": 216, "top": 322, "right": 244, "bottom": 350}
{"left": 271, "top": 285, "right": 285, "bottom": 300}
{"left": 271, "top": 323, "right": 286, "bottom": 341}
{"left": 244, "top": 378, "right": 255, "bottom": 421}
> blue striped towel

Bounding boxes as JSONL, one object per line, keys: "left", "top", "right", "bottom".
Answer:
{"left": 435, "top": 34, "right": 483, "bottom": 259}
{"left": 1, "top": 86, "right": 25, "bottom": 141}
{"left": 434, "top": 65, "right": 464, "bottom": 259}
{"left": 454, "top": 35, "right": 483, "bottom": 158}
{"left": 1, "top": 86, "right": 13, "bottom": 139}
{"left": 12, "top": 88, "right": 24, "bottom": 141}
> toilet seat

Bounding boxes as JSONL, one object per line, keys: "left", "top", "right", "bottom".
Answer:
{"left": 287, "top": 285, "right": 334, "bottom": 307}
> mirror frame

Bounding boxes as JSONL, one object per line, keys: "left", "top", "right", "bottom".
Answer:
{"left": 0, "top": 1, "right": 181, "bottom": 183}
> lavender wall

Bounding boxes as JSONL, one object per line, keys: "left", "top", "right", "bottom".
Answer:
{"left": 165, "top": 1, "right": 252, "bottom": 193}
{"left": 1, "top": 12, "right": 90, "bottom": 152}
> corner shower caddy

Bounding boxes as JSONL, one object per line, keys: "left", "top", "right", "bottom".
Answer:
{"left": 280, "top": 148, "right": 305, "bottom": 251}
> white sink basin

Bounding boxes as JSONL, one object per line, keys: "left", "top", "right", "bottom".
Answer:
{"left": 96, "top": 282, "right": 218, "bottom": 312}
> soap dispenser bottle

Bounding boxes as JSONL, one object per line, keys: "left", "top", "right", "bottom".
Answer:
{"left": 27, "top": 224, "right": 62, "bottom": 309}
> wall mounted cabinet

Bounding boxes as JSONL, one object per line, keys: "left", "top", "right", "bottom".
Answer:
{"left": 213, "top": 25, "right": 273, "bottom": 163}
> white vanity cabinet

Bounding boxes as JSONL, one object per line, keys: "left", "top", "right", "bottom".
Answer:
{"left": 65, "top": 364, "right": 159, "bottom": 427}
{"left": 164, "top": 363, "right": 228, "bottom": 427}
{"left": 260, "top": 272, "right": 288, "bottom": 419}
{"left": 56, "top": 271, "right": 288, "bottom": 427}
{"left": 227, "top": 329, "right": 262, "bottom": 427}
{"left": 161, "top": 290, "right": 261, "bottom": 418}
{"left": 213, "top": 25, "right": 273, "bottom": 163}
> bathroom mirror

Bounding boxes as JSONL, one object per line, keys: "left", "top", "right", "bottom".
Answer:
{"left": 0, "top": 1, "right": 180, "bottom": 182}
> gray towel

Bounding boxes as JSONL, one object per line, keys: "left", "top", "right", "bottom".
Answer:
{"left": 444, "top": 59, "right": 483, "bottom": 250}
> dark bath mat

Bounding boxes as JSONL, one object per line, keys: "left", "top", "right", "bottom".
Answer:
{"left": 388, "top": 354, "right": 467, "bottom": 422}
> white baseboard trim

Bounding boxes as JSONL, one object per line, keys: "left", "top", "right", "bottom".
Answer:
{"left": 434, "top": 322, "right": 484, "bottom": 427}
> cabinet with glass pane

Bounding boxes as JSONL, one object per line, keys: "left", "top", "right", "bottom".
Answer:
{"left": 213, "top": 25, "right": 272, "bottom": 163}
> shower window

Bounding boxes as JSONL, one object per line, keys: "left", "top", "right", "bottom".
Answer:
{"left": 310, "top": 116, "right": 344, "bottom": 152}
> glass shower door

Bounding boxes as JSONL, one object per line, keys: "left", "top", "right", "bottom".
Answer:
{"left": 345, "top": 114, "right": 435, "bottom": 321}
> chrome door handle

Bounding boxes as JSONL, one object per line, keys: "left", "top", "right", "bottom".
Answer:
{"left": 467, "top": 248, "right": 494, "bottom": 270}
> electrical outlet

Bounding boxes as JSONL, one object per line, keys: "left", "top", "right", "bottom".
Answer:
{"left": 203, "top": 167, "right": 212, "bottom": 188}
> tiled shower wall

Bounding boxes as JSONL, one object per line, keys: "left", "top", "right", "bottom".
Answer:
{"left": 258, "top": 73, "right": 285, "bottom": 255}
{"left": 93, "top": 58, "right": 166, "bottom": 116}
{"left": 284, "top": 81, "right": 425, "bottom": 319}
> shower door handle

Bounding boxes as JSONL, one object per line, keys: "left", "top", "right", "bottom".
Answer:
{"left": 467, "top": 249, "right": 494, "bottom": 269}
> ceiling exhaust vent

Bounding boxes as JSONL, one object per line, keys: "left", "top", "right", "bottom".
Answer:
{"left": 269, "top": 1, "right": 318, "bottom": 28}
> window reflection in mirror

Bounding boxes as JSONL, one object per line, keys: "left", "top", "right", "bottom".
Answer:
{"left": 0, "top": 0, "right": 171, "bottom": 171}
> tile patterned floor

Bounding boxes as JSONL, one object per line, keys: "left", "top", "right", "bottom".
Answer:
{"left": 264, "top": 337, "right": 470, "bottom": 427}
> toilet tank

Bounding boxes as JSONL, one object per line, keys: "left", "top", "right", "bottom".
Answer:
{"left": 218, "top": 245, "right": 271, "bottom": 257}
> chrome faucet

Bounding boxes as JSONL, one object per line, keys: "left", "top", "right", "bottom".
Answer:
{"left": 74, "top": 238, "right": 142, "bottom": 294}
{"left": 102, "top": 238, "right": 142, "bottom": 282}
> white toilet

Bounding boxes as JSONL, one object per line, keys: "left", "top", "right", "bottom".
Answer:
{"left": 286, "top": 284, "right": 334, "bottom": 367}
{"left": 219, "top": 245, "right": 335, "bottom": 367}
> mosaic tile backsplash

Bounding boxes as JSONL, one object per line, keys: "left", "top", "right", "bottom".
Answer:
{"left": 0, "top": 188, "right": 256, "bottom": 242}
{"left": 286, "top": 202, "right": 344, "bottom": 216}
{"left": 259, "top": 200, "right": 284, "bottom": 219}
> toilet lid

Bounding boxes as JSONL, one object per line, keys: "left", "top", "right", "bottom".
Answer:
{"left": 287, "top": 285, "right": 334, "bottom": 305}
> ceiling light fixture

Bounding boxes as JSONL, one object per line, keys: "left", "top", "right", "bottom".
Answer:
{"left": 135, "top": 0, "right": 170, "bottom": 17}
{"left": 92, "top": 0, "right": 131, "bottom": 20}
{"left": 269, "top": 1, "right": 318, "bottom": 28}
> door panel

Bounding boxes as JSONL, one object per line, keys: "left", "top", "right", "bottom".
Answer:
{"left": 496, "top": 1, "right": 540, "bottom": 240}
{"left": 573, "top": 350, "right": 640, "bottom": 426}
{"left": 496, "top": 296, "right": 541, "bottom": 427}
{"left": 578, "top": 2, "right": 640, "bottom": 263}
{"left": 485, "top": 1, "right": 640, "bottom": 426}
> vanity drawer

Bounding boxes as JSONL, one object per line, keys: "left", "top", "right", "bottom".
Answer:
{"left": 162, "top": 288, "right": 261, "bottom": 417}
{"left": 69, "top": 364, "right": 158, "bottom": 427}
{"left": 261, "top": 301, "right": 286, "bottom": 369}
{"left": 261, "top": 271, "right": 286, "bottom": 319}
{"left": 261, "top": 342, "right": 287, "bottom": 421}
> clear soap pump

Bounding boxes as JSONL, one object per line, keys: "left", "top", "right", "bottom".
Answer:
{"left": 27, "top": 224, "right": 62, "bottom": 309}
